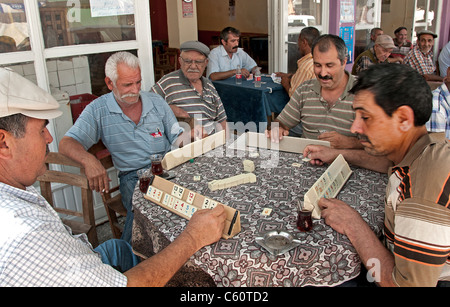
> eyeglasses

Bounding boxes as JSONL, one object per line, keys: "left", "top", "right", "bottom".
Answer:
{"left": 180, "top": 57, "right": 207, "bottom": 65}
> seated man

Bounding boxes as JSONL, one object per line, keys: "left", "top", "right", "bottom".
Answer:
{"left": 276, "top": 27, "right": 320, "bottom": 98}
{"left": 59, "top": 52, "right": 185, "bottom": 243}
{"left": 352, "top": 35, "right": 395, "bottom": 75}
{"left": 365, "top": 27, "right": 383, "bottom": 51}
{"left": 426, "top": 67, "right": 450, "bottom": 139}
{"left": 152, "top": 41, "right": 228, "bottom": 136}
{"left": 389, "top": 27, "right": 412, "bottom": 63}
{"left": 207, "top": 27, "right": 257, "bottom": 81}
{"left": 309, "top": 64, "right": 450, "bottom": 287}
{"left": 266, "top": 35, "right": 362, "bottom": 150}
{"left": 404, "top": 30, "right": 443, "bottom": 82}
{"left": 0, "top": 68, "right": 227, "bottom": 286}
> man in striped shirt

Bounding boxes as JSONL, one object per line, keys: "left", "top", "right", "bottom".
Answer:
{"left": 317, "top": 64, "right": 450, "bottom": 287}
{"left": 266, "top": 34, "right": 362, "bottom": 149}
{"left": 152, "top": 41, "right": 228, "bottom": 136}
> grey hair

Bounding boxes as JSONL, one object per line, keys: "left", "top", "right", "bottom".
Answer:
{"left": 0, "top": 113, "right": 29, "bottom": 138}
{"left": 105, "top": 51, "right": 141, "bottom": 85}
{"left": 312, "top": 34, "right": 348, "bottom": 65}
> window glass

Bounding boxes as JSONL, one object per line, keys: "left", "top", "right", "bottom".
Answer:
{"left": 354, "top": 0, "right": 380, "bottom": 59}
{"left": 287, "top": 0, "right": 323, "bottom": 74}
{"left": 0, "top": 1, "right": 31, "bottom": 53}
{"left": 46, "top": 50, "right": 138, "bottom": 97}
{"left": 39, "top": 0, "right": 136, "bottom": 48}
{"left": 0, "top": 61, "right": 36, "bottom": 82}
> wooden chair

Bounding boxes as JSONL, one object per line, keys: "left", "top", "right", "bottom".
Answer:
{"left": 154, "top": 48, "right": 179, "bottom": 81}
{"left": 88, "top": 141, "right": 127, "bottom": 239}
{"left": 37, "top": 152, "right": 98, "bottom": 247}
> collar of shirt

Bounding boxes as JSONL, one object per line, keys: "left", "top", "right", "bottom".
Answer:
{"left": 0, "top": 183, "right": 46, "bottom": 208}
{"left": 104, "top": 91, "right": 156, "bottom": 122}
{"left": 176, "top": 69, "right": 208, "bottom": 92}
{"left": 311, "top": 70, "right": 356, "bottom": 101}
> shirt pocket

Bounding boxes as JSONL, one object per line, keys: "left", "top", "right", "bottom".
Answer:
{"left": 141, "top": 121, "right": 169, "bottom": 154}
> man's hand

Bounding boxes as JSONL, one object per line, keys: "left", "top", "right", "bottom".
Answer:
{"left": 318, "top": 198, "right": 363, "bottom": 236}
{"left": 82, "top": 155, "right": 111, "bottom": 194}
{"left": 265, "top": 124, "right": 289, "bottom": 143}
{"left": 303, "top": 145, "right": 339, "bottom": 166}
{"left": 184, "top": 205, "right": 227, "bottom": 250}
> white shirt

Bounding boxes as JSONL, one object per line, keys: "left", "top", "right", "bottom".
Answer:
{"left": 0, "top": 183, "right": 127, "bottom": 287}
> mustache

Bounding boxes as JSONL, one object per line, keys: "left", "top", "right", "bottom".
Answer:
{"left": 356, "top": 133, "right": 371, "bottom": 143}
{"left": 232, "top": 46, "right": 239, "bottom": 50}
{"left": 120, "top": 93, "right": 140, "bottom": 99}
{"left": 187, "top": 69, "right": 201, "bottom": 73}
{"left": 318, "top": 75, "right": 333, "bottom": 80}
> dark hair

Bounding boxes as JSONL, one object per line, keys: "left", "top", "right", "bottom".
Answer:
{"left": 394, "top": 27, "right": 407, "bottom": 34}
{"left": 220, "top": 27, "right": 241, "bottom": 42}
{"left": 349, "top": 64, "right": 432, "bottom": 126}
{"left": 300, "top": 27, "right": 321, "bottom": 48}
{"left": 311, "top": 34, "right": 348, "bottom": 65}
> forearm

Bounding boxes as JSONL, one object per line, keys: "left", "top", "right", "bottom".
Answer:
{"left": 339, "top": 149, "right": 391, "bottom": 173}
{"left": 59, "top": 136, "right": 94, "bottom": 167}
{"left": 209, "top": 70, "right": 236, "bottom": 81}
{"left": 124, "top": 231, "right": 199, "bottom": 287}
{"left": 170, "top": 105, "right": 190, "bottom": 119}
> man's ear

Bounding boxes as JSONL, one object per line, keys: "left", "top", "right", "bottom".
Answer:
{"left": 105, "top": 77, "right": 114, "bottom": 91}
{"left": 394, "top": 105, "right": 415, "bottom": 132}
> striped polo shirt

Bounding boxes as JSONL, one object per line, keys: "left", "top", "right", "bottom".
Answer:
{"left": 384, "top": 133, "right": 450, "bottom": 286}
{"left": 152, "top": 70, "right": 227, "bottom": 135}
{"left": 276, "top": 71, "right": 357, "bottom": 139}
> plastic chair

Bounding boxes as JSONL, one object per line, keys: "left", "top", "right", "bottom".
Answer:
{"left": 37, "top": 152, "right": 99, "bottom": 247}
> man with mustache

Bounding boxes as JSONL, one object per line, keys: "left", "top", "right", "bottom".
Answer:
{"left": 404, "top": 30, "right": 443, "bottom": 82}
{"left": 308, "top": 64, "right": 450, "bottom": 287}
{"left": 59, "top": 52, "right": 185, "bottom": 243}
{"left": 207, "top": 27, "right": 258, "bottom": 81}
{"left": 266, "top": 35, "right": 362, "bottom": 149}
{"left": 152, "top": 41, "right": 228, "bottom": 136}
{"left": 352, "top": 34, "right": 395, "bottom": 75}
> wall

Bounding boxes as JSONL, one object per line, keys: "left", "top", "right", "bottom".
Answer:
{"left": 197, "top": 0, "right": 268, "bottom": 34}
{"left": 380, "top": 0, "right": 415, "bottom": 40}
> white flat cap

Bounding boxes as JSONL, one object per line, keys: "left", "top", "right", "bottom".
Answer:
{"left": 0, "top": 68, "right": 62, "bottom": 120}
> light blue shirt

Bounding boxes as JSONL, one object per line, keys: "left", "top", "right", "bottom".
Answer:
{"left": 65, "top": 91, "right": 183, "bottom": 172}
{"left": 207, "top": 45, "right": 257, "bottom": 78}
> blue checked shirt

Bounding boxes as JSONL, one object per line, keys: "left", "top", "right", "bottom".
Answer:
{"left": 426, "top": 84, "right": 450, "bottom": 139}
{"left": 0, "top": 183, "right": 128, "bottom": 287}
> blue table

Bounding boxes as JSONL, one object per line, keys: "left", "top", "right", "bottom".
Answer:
{"left": 212, "top": 76, "right": 290, "bottom": 131}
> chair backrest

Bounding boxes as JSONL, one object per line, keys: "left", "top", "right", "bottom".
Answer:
{"left": 88, "top": 141, "right": 126, "bottom": 239}
{"left": 37, "top": 152, "right": 98, "bottom": 247}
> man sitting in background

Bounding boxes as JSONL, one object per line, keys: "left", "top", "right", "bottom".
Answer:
{"left": 404, "top": 30, "right": 443, "bottom": 82}
{"left": 389, "top": 26, "right": 412, "bottom": 63}
{"left": 152, "top": 41, "right": 228, "bottom": 136}
{"left": 352, "top": 34, "right": 395, "bottom": 75}
{"left": 207, "top": 27, "right": 257, "bottom": 81}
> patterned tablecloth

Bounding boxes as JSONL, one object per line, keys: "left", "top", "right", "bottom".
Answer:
{"left": 132, "top": 144, "right": 388, "bottom": 287}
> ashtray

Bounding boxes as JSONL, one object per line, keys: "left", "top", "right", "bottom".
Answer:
{"left": 255, "top": 230, "right": 301, "bottom": 256}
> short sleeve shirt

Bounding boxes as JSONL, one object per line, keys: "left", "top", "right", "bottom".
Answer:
{"left": 0, "top": 183, "right": 127, "bottom": 287}
{"left": 152, "top": 70, "right": 227, "bottom": 134}
{"left": 65, "top": 91, "right": 183, "bottom": 172}
{"left": 207, "top": 45, "right": 257, "bottom": 78}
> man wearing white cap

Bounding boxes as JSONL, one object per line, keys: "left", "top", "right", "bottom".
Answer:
{"left": 352, "top": 34, "right": 395, "bottom": 75}
{"left": 152, "top": 41, "right": 228, "bottom": 136}
{"left": 0, "top": 67, "right": 226, "bottom": 286}
{"left": 404, "top": 30, "right": 443, "bottom": 82}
